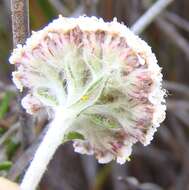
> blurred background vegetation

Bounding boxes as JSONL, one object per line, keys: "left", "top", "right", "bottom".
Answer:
{"left": 0, "top": 0, "right": 189, "bottom": 190}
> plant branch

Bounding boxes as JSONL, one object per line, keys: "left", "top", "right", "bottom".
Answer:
{"left": 164, "top": 12, "right": 189, "bottom": 33}
{"left": 131, "top": 0, "right": 174, "bottom": 35}
{"left": 163, "top": 81, "right": 189, "bottom": 97}
{"left": 48, "top": 0, "right": 69, "bottom": 16}
{"left": 156, "top": 18, "right": 189, "bottom": 61}
{"left": 0, "top": 123, "right": 20, "bottom": 147}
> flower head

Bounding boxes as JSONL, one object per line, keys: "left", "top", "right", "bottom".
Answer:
{"left": 9, "top": 16, "right": 166, "bottom": 164}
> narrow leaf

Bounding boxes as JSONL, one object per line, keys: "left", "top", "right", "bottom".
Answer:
{"left": 0, "top": 92, "right": 11, "bottom": 119}
{"left": 63, "top": 131, "right": 85, "bottom": 142}
{"left": 0, "top": 161, "right": 12, "bottom": 171}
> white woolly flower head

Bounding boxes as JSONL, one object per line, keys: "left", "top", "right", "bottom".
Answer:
{"left": 9, "top": 15, "right": 166, "bottom": 164}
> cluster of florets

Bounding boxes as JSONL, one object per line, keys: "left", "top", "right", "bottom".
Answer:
{"left": 9, "top": 16, "right": 166, "bottom": 164}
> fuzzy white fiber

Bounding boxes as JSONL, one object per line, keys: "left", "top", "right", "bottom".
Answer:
{"left": 20, "top": 107, "right": 75, "bottom": 190}
{"left": 9, "top": 15, "right": 166, "bottom": 190}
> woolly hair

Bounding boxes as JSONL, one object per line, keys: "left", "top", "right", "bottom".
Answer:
{"left": 10, "top": 15, "right": 166, "bottom": 165}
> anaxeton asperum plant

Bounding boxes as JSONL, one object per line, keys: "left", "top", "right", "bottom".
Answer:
{"left": 9, "top": 16, "right": 166, "bottom": 190}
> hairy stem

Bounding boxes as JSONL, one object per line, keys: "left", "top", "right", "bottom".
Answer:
{"left": 20, "top": 108, "right": 76, "bottom": 190}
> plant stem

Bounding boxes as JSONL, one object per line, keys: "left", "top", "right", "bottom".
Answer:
{"left": 11, "top": 0, "right": 29, "bottom": 47}
{"left": 11, "top": 0, "right": 34, "bottom": 149}
{"left": 131, "top": 0, "right": 174, "bottom": 35}
{"left": 20, "top": 108, "right": 76, "bottom": 190}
